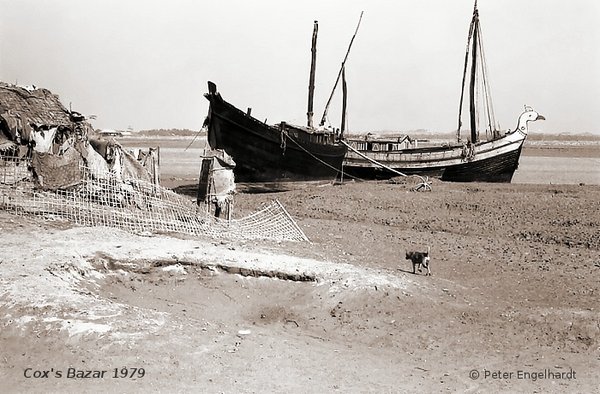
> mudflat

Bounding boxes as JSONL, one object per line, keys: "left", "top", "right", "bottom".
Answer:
{"left": 1, "top": 138, "right": 599, "bottom": 393}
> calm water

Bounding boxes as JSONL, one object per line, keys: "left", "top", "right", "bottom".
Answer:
{"left": 158, "top": 147, "right": 205, "bottom": 179}
{"left": 513, "top": 156, "right": 600, "bottom": 185}
{"left": 127, "top": 144, "right": 600, "bottom": 186}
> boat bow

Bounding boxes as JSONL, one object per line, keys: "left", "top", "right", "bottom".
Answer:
{"left": 513, "top": 107, "right": 546, "bottom": 136}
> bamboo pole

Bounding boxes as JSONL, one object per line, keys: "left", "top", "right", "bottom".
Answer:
{"left": 319, "top": 11, "right": 363, "bottom": 127}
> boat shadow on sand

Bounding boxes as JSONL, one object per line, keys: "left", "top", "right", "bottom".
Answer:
{"left": 172, "top": 181, "right": 327, "bottom": 197}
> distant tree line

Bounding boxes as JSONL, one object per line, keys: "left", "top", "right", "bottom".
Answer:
{"left": 347, "top": 130, "right": 600, "bottom": 142}
{"left": 135, "top": 128, "right": 205, "bottom": 137}
{"left": 526, "top": 132, "right": 600, "bottom": 141}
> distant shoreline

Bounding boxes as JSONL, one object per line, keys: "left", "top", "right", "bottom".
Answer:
{"left": 116, "top": 131, "right": 600, "bottom": 142}
{"left": 117, "top": 134, "right": 599, "bottom": 159}
{"left": 522, "top": 142, "right": 600, "bottom": 158}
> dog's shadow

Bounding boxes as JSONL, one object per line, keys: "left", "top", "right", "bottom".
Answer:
{"left": 397, "top": 267, "right": 418, "bottom": 275}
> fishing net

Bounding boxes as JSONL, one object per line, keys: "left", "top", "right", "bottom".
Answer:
{"left": 0, "top": 155, "right": 308, "bottom": 242}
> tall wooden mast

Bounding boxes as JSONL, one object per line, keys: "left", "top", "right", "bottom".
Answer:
{"left": 469, "top": 3, "right": 479, "bottom": 143}
{"left": 457, "top": 1, "right": 478, "bottom": 142}
{"left": 340, "top": 66, "right": 347, "bottom": 139}
{"left": 307, "top": 21, "right": 318, "bottom": 128}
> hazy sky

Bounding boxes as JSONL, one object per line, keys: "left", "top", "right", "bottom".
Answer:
{"left": 1, "top": 0, "right": 599, "bottom": 134}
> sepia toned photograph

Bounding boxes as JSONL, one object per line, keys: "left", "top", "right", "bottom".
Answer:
{"left": 1, "top": 0, "right": 598, "bottom": 392}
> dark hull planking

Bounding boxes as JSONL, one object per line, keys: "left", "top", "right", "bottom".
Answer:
{"left": 440, "top": 145, "right": 522, "bottom": 182}
{"left": 205, "top": 84, "right": 347, "bottom": 182}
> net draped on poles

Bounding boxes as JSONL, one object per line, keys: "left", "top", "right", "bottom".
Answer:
{"left": 0, "top": 155, "right": 309, "bottom": 242}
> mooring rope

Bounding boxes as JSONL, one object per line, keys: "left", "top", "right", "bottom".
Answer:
{"left": 340, "top": 140, "right": 432, "bottom": 191}
{"left": 282, "top": 131, "right": 362, "bottom": 182}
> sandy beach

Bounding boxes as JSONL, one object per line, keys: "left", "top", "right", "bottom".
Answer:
{"left": 1, "top": 137, "right": 599, "bottom": 393}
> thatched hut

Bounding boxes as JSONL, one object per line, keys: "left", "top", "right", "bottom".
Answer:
{"left": 0, "top": 82, "right": 92, "bottom": 155}
{"left": 0, "top": 82, "right": 155, "bottom": 189}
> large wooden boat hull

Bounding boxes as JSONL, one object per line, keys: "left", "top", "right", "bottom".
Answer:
{"left": 205, "top": 83, "right": 347, "bottom": 182}
{"left": 343, "top": 129, "right": 526, "bottom": 183}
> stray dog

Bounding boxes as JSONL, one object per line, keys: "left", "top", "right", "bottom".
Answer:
{"left": 406, "top": 248, "right": 431, "bottom": 276}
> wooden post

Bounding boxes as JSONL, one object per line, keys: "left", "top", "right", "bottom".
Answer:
{"left": 197, "top": 158, "right": 213, "bottom": 206}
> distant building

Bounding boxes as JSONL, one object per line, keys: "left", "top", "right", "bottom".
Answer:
{"left": 96, "top": 129, "right": 132, "bottom": 137}
{"left": 96, "top": 129, "right": 122, "bottom": 137}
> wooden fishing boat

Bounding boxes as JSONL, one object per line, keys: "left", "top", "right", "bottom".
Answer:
{"left": 204, "top": 81, "right": 346, "bottom": 182}
{"left": 204, "top": 17, "right": 363, "bottom": 182}
{"left": 342, "top": 1, "right": 544, "bottom": 183}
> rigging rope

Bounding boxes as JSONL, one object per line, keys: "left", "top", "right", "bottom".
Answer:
{"left": 284, "top": 131, "right": 432, "bottom": 191}
{"left": 184, "top": 126, "right": 206, "bottom": 151}
{"left": 476, "top": 23, "right": 499, "bottom": 137}
{"left": 340, "top": 140, "right": 432, "bottom": 191}
{"left": 281, "top": 130, "right": 352, "bottom": 179}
